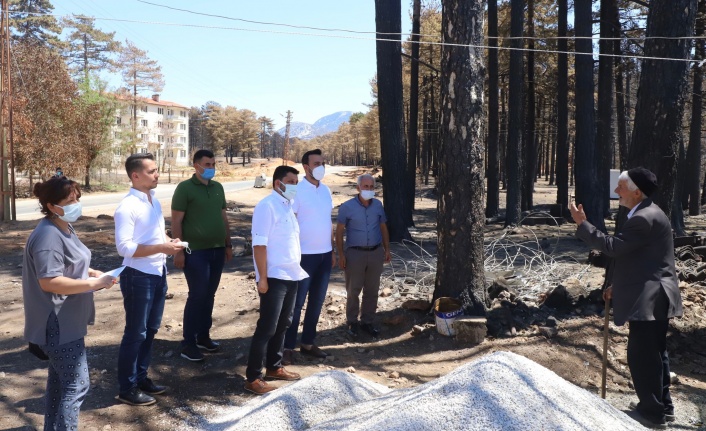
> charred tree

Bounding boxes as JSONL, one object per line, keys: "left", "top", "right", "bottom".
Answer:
{"left": 486, "top": 0, "right": 500, "bottom": 218}
{"left": 434, "top": 0, "right": 487, "bottom": 315}
{"left": 628, "top": 0, "right": 697, "bottom": 220}
{"left": 374, "top": 0, "right": 411, "bottom": 241}
{"left": 505, "top": 0, "right": 524, "bottom": 225}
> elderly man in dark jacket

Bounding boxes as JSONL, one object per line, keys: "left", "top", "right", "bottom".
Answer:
{"left": 570, "top": 167, "right": 682, "bottom": 429}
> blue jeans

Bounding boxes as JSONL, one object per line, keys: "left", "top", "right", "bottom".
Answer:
{"left": 117, "top": 266, "right": 167, "bottom": 394}
{"left": 284, "top": 252, "right": 332, "bottom": 349}
{"left": 40, "top": 312, "right": 89, "bottom": 431}
{"left": 182, "top": 247, "right": 225, "bottom": 347}
{"left": 246, "top": 278, "right": 298, "bottom": 382}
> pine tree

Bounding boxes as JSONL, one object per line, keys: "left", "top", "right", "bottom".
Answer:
{"left": 434, "top": 0, "right": 487, "bottom": 314}
{"left": 117, "top": 40, "right": 164, "bottom": 153}
{"left": 63, "top": 14, "right": 121, "bottom": 82}
{"left": 9, "top": 0, "right": 62, "bottom": 47}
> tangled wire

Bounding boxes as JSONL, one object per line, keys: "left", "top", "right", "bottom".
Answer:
{"left": 382, "top": 212, "right": 593, "bottom": 301}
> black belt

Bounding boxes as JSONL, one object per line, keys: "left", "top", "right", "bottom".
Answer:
{"left": 350, "top": 244, "right": 381, "bottom": 251}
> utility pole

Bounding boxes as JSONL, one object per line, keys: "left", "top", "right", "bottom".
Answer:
{"left": 0, "top": 0, "right": 16, "bottom": 221}
{"left": 282, "top": 110, "right": 292, "bottom": 165}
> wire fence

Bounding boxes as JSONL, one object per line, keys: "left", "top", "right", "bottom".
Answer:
{"left": 381, "top": 211, "right": 593, "bottom": 301}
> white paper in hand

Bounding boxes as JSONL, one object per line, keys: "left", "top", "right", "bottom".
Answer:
{"left": 104, "top": 266, "right": 126, "bottom": 278}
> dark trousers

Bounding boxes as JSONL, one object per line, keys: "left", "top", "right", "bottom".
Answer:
{"left": 40, "top": 313, "right": 89, "bottom": 431}
{"left": 628, "top": 319, "right": 672, "bottom": 421}
{"left": 345, "top": 246, "right": 385, "bottom": 324}
{"left": 284, "top": 252, "right": 332, "bottom": 349}
{"left": 246, "top": 278, "right": 298, "bottom": 382}
{"left": 182, "top": 247, "right": 226, "bottom": 347}
{"left": 117, "top": 266, "right": 167, "bottom": 394}
{"left": 627, "top": 287, "right": 672, "bottom": 421}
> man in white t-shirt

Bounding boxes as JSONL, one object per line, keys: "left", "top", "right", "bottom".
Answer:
{"left": 282, "top": 149, "right": 336, "bottom": 363}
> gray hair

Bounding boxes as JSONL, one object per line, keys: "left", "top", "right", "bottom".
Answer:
{"left": 357, "top": 173, "right": 376, "bottom": 187}
{"left": 618, "top": 170, "right": 641, "bottom": 194}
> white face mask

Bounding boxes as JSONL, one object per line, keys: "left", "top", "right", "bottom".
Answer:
{"left": 360, "top": 190, "right": 375, "bottom": 201}
{"left": 54, "top": 202, "right": 82, "bottom": 223}
{"left": 312, "top": 165, "right": 325, "bottom": 181}
{"left": 279, "top": 182, "right": 298, "bottom": 201}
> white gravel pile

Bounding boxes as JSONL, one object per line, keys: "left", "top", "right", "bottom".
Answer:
{"left": 310, "top": 351, "right": 647, "bottom": 431}
{"left": 203, "top": 370, "right": 391, "bottom": 431}
{"left": 205, "top": 351, "right": 647, "bottom": 431}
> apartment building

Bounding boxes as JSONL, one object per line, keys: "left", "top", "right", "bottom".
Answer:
{"left": 112, "top": 93, "right": 190, "bottom": 167}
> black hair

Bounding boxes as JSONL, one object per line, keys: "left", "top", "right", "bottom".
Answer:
{"left": 301, "top": 149, "right": 322, "bottom": 165}
{"left": 193, "top": 149, "right": 215, "bottom": 164}
{"left": 125, "top": 153, "right": 155, "bottom": 178}
{"left": 273, "top": 165, "right": 299, "bottom": 185}
{"left": 33, "top": 176, "right": 82, "bottom": 217}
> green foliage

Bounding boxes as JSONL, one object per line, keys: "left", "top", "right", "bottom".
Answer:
{"left": 62, "top": 14, "right": 121, "bottom": 81}
{"left": 9, "top": 0, "right": 63, "bottom": 47}
{"left": 74, "top": 76, "right": 118, "bottom": 187}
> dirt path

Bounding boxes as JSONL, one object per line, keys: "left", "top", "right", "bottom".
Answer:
{"left": 1, "top": 173, "right": 705, "bottom": 430}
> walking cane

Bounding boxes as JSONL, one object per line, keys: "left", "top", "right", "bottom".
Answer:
{"left": 601, "top": 297, "right": 610, "bottom": 399}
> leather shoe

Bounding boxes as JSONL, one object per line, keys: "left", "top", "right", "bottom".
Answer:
{"left": 116, "top": 387, "right": 156, "bottom": 406}
{"left": 138, "top": 377, "right": 166, "bottom": 395}
{"left": 360, "top": 323, "right": 380, "bottom": 337}
{"left": 265, "top": 367, "right": 300, "bottom": 381}
{"left": 300, "top": 344, "right": 329, "bottom": 358}
{"left": 347, "top": 322, "right": 359, "bottom": 337}
{"left": 626, "top": 410, "right": 667, "bottom": 429}
{"left": 629, "top": 401, "right": 674, "bottom": 423}
{"left": 282, "top": 349, "right": 294, "bottom": 366}
{"left": 244, "top": 379, "right": 275, "bottom": 395}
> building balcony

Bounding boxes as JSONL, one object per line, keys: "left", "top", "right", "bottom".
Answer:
{"left": 166, "top": 114, "right": 187, "bottom": 122}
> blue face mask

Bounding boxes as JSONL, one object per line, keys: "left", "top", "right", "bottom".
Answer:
{"left": 54, "top": 202, "right": 82, "bottom": 223}
{"left": 198, "top": 164, "right": 216, "bottom": 180}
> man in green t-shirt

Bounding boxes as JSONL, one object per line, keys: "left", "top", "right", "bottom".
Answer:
{"left": 171, "top": 149, "right": 233, "bottom": 362}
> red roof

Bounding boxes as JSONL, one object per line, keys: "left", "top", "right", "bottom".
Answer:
{"left": 112, "top": 93, "right": 189, "bottom": 110}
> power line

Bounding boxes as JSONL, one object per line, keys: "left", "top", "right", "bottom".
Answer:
{"left": 7, "top": 11, "right": 702, "bottom": 65}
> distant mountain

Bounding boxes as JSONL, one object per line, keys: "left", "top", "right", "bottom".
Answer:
{"left": 277, "top": 111, "right": 353, "bottom": 140}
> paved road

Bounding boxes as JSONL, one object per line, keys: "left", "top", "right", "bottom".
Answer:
{"left": 15, "top": 166, "right": 356, "bottom": 220}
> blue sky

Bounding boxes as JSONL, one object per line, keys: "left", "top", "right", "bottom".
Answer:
{"left": 49, "top": 0, "right": 412, "bottom": 129}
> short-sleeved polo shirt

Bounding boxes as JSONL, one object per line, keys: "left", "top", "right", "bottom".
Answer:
{"left": 336, "top": 196, "right": 387, "bottom": 249}
{"left": 171, "top": 175, "right": 227, "bottom": 250}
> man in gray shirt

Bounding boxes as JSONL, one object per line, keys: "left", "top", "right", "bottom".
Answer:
{"left": 335, "top": 174, "right": 391, "bottom": 338}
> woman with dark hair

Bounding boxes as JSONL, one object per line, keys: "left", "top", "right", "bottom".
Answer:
{"left": 22, "top": 176, "right": 116, "bottom": 431}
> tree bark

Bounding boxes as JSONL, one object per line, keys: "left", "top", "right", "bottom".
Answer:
{"left": 596, "top": 0, "right": 616, "bottom": 217}
{"left": 556, "top": 0, "right": 569, "bottom": 215}
{"left": 434, "top": 0, "right": 487, "bottom": 315}
{"left": 628, "top": 0, "right": 697, "bottom": 219}
{"left": 505, "top": 0, "right": 524, "bottom": 226}
{"left": 375, "top": 0, "right": 411, "bottom": 242}
{"left": 406, "top": 0, "right": 421, "bottom": 225}
{"left": 686, "top": 0, "right": 706, "bottom": 215}
{"left": 522, "top": 0, "right": 537, "bottom": 211}
{"left": 574, "top": 0, "right": 605, "bottom": 231}
{"left": 486, "top": 0, "right": 500, "bottom": 218}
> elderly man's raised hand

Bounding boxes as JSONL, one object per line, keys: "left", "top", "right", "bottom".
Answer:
{"left": 569, "top": 202, "right": 587, "bottom": 226}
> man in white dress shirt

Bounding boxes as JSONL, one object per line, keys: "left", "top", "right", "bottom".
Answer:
{"left": 245, "top": 165, "right": 308, "bottom": 395}
{"left": 114, "top": 153, "right": 184, "bottom": 406}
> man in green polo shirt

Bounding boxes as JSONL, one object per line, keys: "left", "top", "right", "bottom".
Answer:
{"left": 171, "top": 149, "right": 233, "bottom": 362}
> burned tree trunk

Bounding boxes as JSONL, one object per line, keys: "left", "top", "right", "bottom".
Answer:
{"left": 374, "top": 0, "right": 411, "bottom": 241}
{"left": 434, "top": 0, "right": 487, "bottom": 315}
{"left": 628, "top": 0, "right": 697, "bottom": 219}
